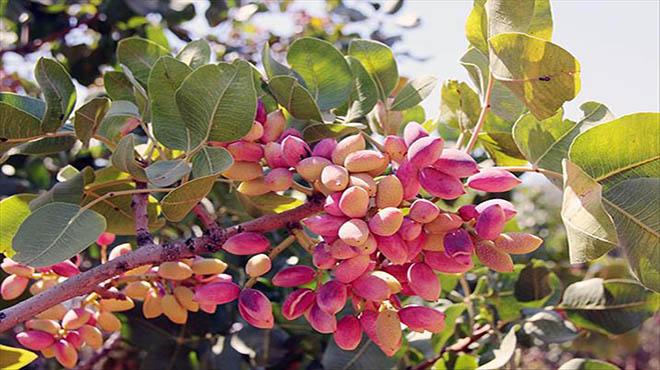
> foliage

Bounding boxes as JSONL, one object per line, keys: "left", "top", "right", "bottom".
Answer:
{"left": 0, "top": 0, "right": 658, "bottom": 369}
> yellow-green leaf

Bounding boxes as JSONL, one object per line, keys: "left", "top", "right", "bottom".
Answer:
{"left": 0, "top": 344, "right": 38, "bottom": 369}
{"left": 489, "top": 33, "right": 580, "bottom": 120}
{"left": 161, "top": 175, "right": 218, "bottom": 222}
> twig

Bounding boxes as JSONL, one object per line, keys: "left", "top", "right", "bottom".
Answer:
{"left": 464, "top": 73, "right": 495, "bottom": 153}
{"left": 244, "top": 234, "right": 297, "bottom": 288}
{"left": 76, "top": 331, "right": 122, "bottom": 370}
{"left": 291, "top": 181, "right": 314, "bottom": 196}
{"left": 0, "top": 198, "right": 324, "bottom": 332}
{"left": 459, "top": 277, "right": 475, "bottom": 333}
{"left": 92, "top": 286, "right": 126, "bottom": 300}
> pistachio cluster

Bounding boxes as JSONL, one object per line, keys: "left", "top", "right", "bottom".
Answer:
{"left": 4, "top": 103, "right": 543, "bottom": 361}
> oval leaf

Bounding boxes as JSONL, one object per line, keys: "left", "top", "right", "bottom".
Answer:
{"left": 149, "top": 56, "right": 193, "bottom": 150}
{"left": 390, "top": 75, "right": 437, "bottom": 111}
{"left": 35, "top": 58, "right": 76, "bottom": 132}
{"left": 74, "top": 97, "right": 111, "bottom": 147}
{"left": 560, "top": 160, "right": 619, "bottom": 264}
{"left": 117, "top": 37, "right": 169, "bottom": 86}
{"left": 489, "top": 33, "right": 580, "bottom": 120}
{"left": 559, "top": 278, "right": 659, "bottom": 335}
{"left": 287, "top": 37, "right": 353, "bottom": 110}
{"left": 176, "top": 39, "right": 211, "bottom": 69}
{"left": 13, "top": 202, "right": 106, "bottom": 267}
{"left": 162, "top": 175, "right": 218, "bottom": 222}
{"left": 348, "top": 39, "right": 399, "bottom": 101}
{"left": 558, "top": 359, "right": 620, "bottom": 370}
{"left": 0, "top": 344, "right": 38, "bottom": 370}
{"left": 268, "top": 75, "right": 323, "bottom": 122}
{"left": 111, "top": 134, "right": 148, "bottom": 181}
{"left": 0, "top": 194, "right": 37, "bottom": 257}
{"left": 145, "top": 159, "right": 191, "bottom": 187}
{"left": 176, "top": 61, "right": 257, "bottom": 146}
{"left": 191, "top": 146, "right": 233, "bottom": 178}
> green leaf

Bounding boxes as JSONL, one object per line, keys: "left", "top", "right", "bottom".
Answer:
{"left": 466, "top": 0, "right": 553, "bottom": 54}
{"left": 104, "top": 71, "right": 136, "bottom": 103}
{"left": 486, "top": 0, "right": 552, "bottom": 40}
{"left": 513, "top": 103, "right": 614, "bottom": 177}
{"left": 0, "top": 92, "right": 45, "bottom": 119}
{"left": 558, "top": 359, "right": 620, "bottom": 370}
{"left": 602, "top": 178, "right": 660, "bottom": 291}
{"left": 13, "top": 134, "right": 77, "bottom": 156}
{"left": 287, "top": 37, "right": 353, "bottom": 110}
{"left": 162, "top": 175, "right": 218, "bottom": 222}
{"left": 176, "top": 39, "right": 211, "bottom": 69}
{"left": 176, "top": 61, "right": 257, "bottom": 146}
{"left": 559, "top": 278, "right": 658, "bottom": 335}
{"left": 476, "top": 326, "right": 518, "bottom": 370}
{"left": 345, "top": 56, "right": 378, "bottom": 121}
{"left": 568, "top": 113, "right": 660, "bottom": 290}
{"left": 478, "top": 113, "right": 527, "bottom": 166}
{"left": 0, "top": 102, "right": 46, "bottom": 151}
{"left": 489, "top": 33, "right": 580, "bottom": 120}
{"left": 83, "top": 170, "right": 164, "bottom": 235}
{"left": 465, "top": 1, "right": 488, "bottom": 54}
{"left": 302, "top": 122, "right": 366, "bottom": 143}
{"left": 0, "top": 344, "right": 38, "bottom": 370}
{"left": 321, "top": 338, "right": 396, "bottom": 370}
{"left": 459, "top": 47, "right": 525, "bottom": 122}
{"left": 116, "top": 37, "right": 169, "bottom": 86}
{"left": 149, "top": 56, "right": 193, "bottom": 150}
{"left": 34, "top": 58, "right": 76, "bottom": 132}
{"left": 390, "top": 75, "right": 437, "bottom": 112}
{"left": 268, "top": 76, "right": 323, "bottom": 122}
{"left": 262, "top": 42, "right": 298, "bottom": 80}
{"left": 74, "top": 97, "right": 111, "bottom": 147}
{"left": 0, "top": 194, "right": 37, "bottom": 257}
{"left": 191, "top": 146, "right": 234, "bottom": 178}
{"left": 522, "top": 310, "right": 578, "bottom": 344}
{"left": 455, "top": 354, "right": 479, "bottom": 370}
{"left": 111, "top": 134, "right": 148, "bottom": 181}
{"left": 13, "top": 202, "right": 106, "bottom": 267}
{"left": 569, "top": 113, "right": 659, "bottom": 188}
{"left": 97, "top": 100, "right": 140, "bottom": 144}
{"left": 560, "top": 160, "right": 619, "bottom": 264}
{"left": 438, "top": 80, "right": 481, "bottom": 130}
{"left": 30, "top": 166, "right": 95, "bottom": 210}
{"left": 348, "top": 39, "right": 399, "bottom": 101}
{"left": 146, "top": 160, "right": 191, "bottom": 188}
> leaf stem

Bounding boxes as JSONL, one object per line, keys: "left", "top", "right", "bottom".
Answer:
{"left": 459, "top": 276, "right": 475, "bottom": 333}
{"left": 464, "top": 73, "right": 495, "bottom": 153}
{"left": 81, "top": 187, "right": 174, "bottom": 213}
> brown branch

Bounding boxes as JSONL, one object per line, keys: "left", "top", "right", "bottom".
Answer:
{"left": 412, "top": 324, "right": 493, "bottom": 370}
{"left": 0, "top": 197, "right": 324, "bottom": 333}
{"left": 132, "top": 182, "right": 153, "bottom": 246}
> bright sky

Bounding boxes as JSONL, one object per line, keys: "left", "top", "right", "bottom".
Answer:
{"left": 393, "top": 0, "right": 660, "bottom": 119}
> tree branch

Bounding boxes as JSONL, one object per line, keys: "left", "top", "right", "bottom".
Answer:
{"left": 132, "top": 182, "right": 153, "bottom": 246}
{"left": 0, "top": 197, "right": 324, "bottom": 333}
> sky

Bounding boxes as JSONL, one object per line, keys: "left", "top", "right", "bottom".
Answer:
{"left": 391, "top": 0, "right": 660, "bottom": 119}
